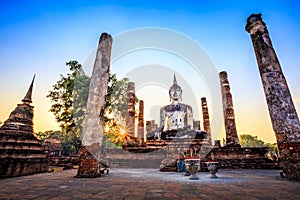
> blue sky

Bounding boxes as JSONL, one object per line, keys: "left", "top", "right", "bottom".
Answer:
{"left": 0, "top": 0, "right": 299, "bottom": 143}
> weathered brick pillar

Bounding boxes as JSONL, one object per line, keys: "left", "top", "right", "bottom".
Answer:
{"left": 126, "top": 82, "right": 136, "bottom": 137}
{"left": 246, "top": 13, "right": 300, "bottom": 180}
{"left": 138, "top": 100, "right": 144, "bottom": 139}
{"left": 201, "top": 97, "right": 212, "bottom": 145}
{"left": 193, "top": 120, "right": 201, "bottom": 130}
{"left": 219, "top": 71, "right": 240, "bottom": 147}
{"left": 76, "top": 33, "right": 112, "bottom": 178}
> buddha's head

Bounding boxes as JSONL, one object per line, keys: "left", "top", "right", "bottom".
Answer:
{"left": 169, "top": 74, "right": 182, "bottom": 102}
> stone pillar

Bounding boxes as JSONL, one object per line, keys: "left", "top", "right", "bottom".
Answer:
{"left": 246, "top": 13, "right": 300, "bottom": 180}
{"left": 76, "top": 33, "right": 112, "bottom": 178}
{"left": 219, "top": 71, "right": 240, "bottom": 147}
{"left": 201, "top": 97, "right": 212, "bottom": 145}
{"left": 146, "top": 120, "right": 158, "bottom": 133}
{"left": 138, "top": 100, "right": 144, "bottom": 139}
{"left": 193, "top": 120, "right": 201, "bottom": 130}
{"left": 146, "top": 120, "right": 151, "bottom": 133}
{"left": 126, "top": 82, "right": 136, "bottom": 137}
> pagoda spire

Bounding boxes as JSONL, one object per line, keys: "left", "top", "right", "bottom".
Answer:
{"left": 22, "top": 74, "right": 35, "bottom": 104}
{"left": 173, "top": 73, "right": 177, "bottom": 84}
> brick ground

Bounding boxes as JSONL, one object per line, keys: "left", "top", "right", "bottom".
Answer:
{"left": 0, "top": 168, "right": 299, "bottom": 200}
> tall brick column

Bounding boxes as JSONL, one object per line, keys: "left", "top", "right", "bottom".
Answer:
{"left": 138, "top": 100, "right": 144, "bottom": 139}
{"left": 201, "top": 97, "right": 212, "bottom": 145}
{"left": 246, "top": 13, "right": 300, "bottom": 180}
{"left": 76, "top": 33, "right": 112, "bottom": 178}
{"left": 219, "top": 71, "right": 240, "bottom": 147}
{"left": 126, "top": 82, "right": 136, "bottom": 137}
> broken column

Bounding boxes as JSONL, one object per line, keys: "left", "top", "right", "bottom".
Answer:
{"left": 138, "top": 100, "right": 144, "bottom": 139}
{"left": 76, "top": 33, "right": 112, "bottom": 178}
{"left": 201, "top": 97, "right": 212, "bottom": 145}
{"left": 246, "top": 13, "right": 300, "bottom": 180}
{"left": 219, "top": 71, "right": 240, "bottom": 147}
{"left": 126, "top": 82, "right": 136, "bottom": 137}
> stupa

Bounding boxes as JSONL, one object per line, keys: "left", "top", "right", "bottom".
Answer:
{"left": 0, "top": 75, "right": 48, "bottom": 178}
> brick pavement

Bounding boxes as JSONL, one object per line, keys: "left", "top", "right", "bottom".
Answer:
{"left": 0, "top": 168, "right": 299, "bottom": 200}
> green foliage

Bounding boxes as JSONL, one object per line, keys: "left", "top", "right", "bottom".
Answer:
{"left": 239, "top": 134, "right": 265, "bottom": 147}
{"left": 264, "top": 142, "right": 278, "bottom": 151}
{"left": 103, "top": 118, "right": 124, "bottom": 148}
{"left": 34, "top": 130, "right": 55, "bottom": 142}
{"left": 47, "top": 61, "right": 90, "bottom": 154}
{"left": 47, "top": 60, "right": 136, "bottom": 151}
{"left": 104, "top": 73, "right": 133, "bottom": 147}
{"left": 35, "top": 130, "right": 80, "bottom": 155}
{"left": 239, "top": 134, "right": 278, "bottom": 150}
{"left": 105, "top": 73, "right": 129, "bottom": 121}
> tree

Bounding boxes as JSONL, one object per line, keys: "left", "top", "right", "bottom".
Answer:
{"left": 35, "top": 130, "right": 79, "bottom": 155}
{"left": 239, "top": 134, "right": 278, "bottom": 150}
{"left": 239, "top": 134, "right": 265, "bottom": 147}
{"left": 34, "top": 130, "right": 55, "bottom": 142}
{"left": 47, "top": 61, "right": 90, "bottom": 154}
{"left": 103, "top": 73, "right": 139, "bottom": 147}
{"left": 47, "top": 60, "right": 134, "bottom": 151}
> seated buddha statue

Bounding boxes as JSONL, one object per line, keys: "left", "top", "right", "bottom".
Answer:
{"left": 160, "top": 74, "right": 194, "bottom": 132}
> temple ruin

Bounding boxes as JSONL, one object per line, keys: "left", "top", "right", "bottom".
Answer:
{"left": 76, "top": 23, "right": 291, "bottom": 176}
{"left": 46, "top": 13, "right": 298, "bottom": 180}
{"left": 108, "top": 72, "right": 276, "bottom": 171}
{"left": 1, "top": 13, "right": 298, "bottom": 182}
{"left": 112, "top": 74, "right": 210, "bottom": 171}
{"left": 0, "top": 75, "right": 48, "bottom": 178}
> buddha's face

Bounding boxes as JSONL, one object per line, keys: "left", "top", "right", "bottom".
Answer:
{"left": 169, "top": 85, "right": 182, "bottom": 101}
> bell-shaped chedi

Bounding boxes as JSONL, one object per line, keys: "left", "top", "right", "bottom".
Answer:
{"left": 0, "top": 75, "right": 48, "bottom": 178}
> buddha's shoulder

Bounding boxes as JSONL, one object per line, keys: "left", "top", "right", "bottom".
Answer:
{"left": 180, "top": 103, "right": 192, "bottom": 108}
{"left": 161, "top": 103, "right": 192, "bottom": 110}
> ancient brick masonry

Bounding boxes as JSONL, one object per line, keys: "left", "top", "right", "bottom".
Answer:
{"left": 138, "top": 100, "right": 144, "bottom": 139}
{"left": 219, "top": 71, "right": 240, "bottom": 147}
{"left": 0, "top": 75, "right": 48, "bottom": 178}
{"left": 193, "top": 120, "right": 201, "bottom": 130}
{"left": 246, "top": 13, "right": 300, "bottom": 180}
{"left": 126, "top": 82, "right": 136, "bottom": 137}
{"left": 76, "top": 33, "right": 112, "bottom": 178}
{"left": 201, "top": 97, "right": 212, "bottom": 145}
